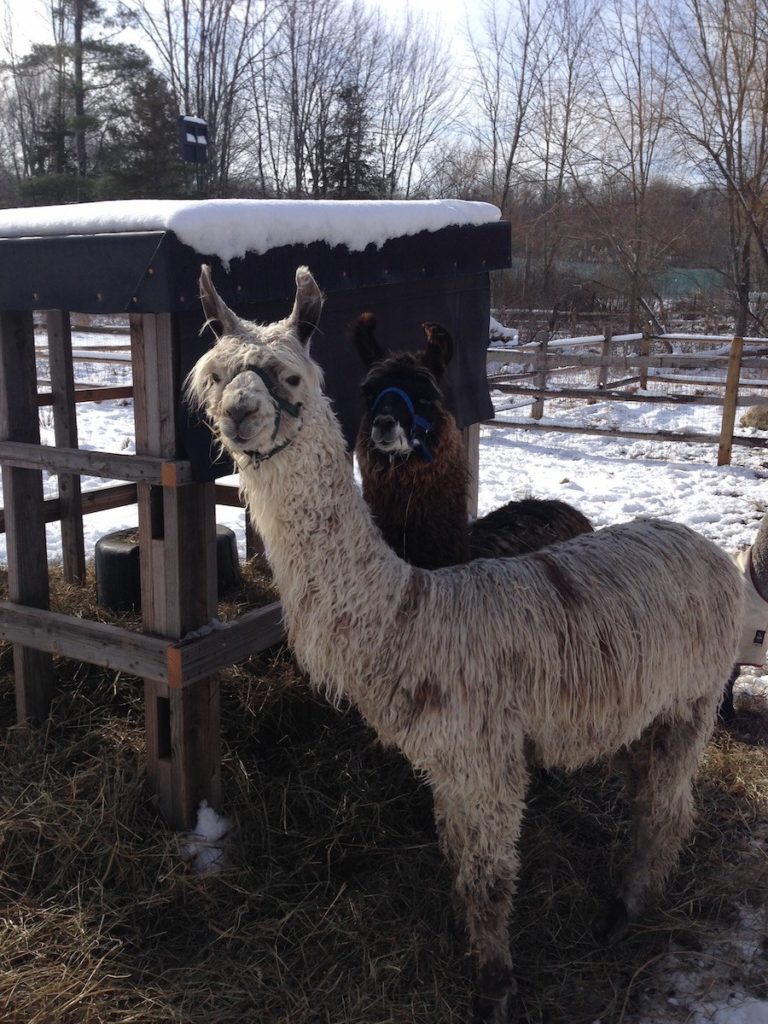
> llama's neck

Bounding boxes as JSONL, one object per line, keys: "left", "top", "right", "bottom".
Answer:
{"left": 237, "top": 397, "right": 411, "bottom": 694}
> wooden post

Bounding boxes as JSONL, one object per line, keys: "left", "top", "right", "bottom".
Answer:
{"left": 589, "top": 326, "right": 613, "bottom": 404}
{"left": 718, "top": 336, "right": 744, "bottom": 467}
{"left": 0, "top": 310, "right": 55, "bottom": 722}
{"left": 46, "top": 310, "right": 85, "bottom": 583}
{"left": 639, "top": 322, "right": 652, "bottom": 389}
{"left": 131, "top": 312, "right": 221, "bottom": 829}
{"left": 598, "top": 326, "right": 613, "bottom": 389}
{"left": 530, "top": 335, "right": 550, "bottom": 420}
{"left": 462, "top": 423, "right": 480, "bottom": 519}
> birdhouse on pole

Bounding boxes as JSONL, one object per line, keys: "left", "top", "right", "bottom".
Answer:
{"left": 178, "top": 115, "right": 208, "bottom": 164}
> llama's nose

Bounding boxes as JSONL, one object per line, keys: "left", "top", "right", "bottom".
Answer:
{"left": 374, "top": 413, "right": 397, "bottom": 433}
{"left": 223, "top": 388, "right": 267, "bottom": 426}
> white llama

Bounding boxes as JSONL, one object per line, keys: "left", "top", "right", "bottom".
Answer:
{"left": 186, "top": 265, "right": 743, "bottom": 1024}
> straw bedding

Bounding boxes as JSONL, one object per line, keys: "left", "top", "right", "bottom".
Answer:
{"left": 1, "top": 566, "right": 766, "bottom": 1024}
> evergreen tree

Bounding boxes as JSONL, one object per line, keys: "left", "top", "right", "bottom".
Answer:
{"left": 323, "top": 82, "right": 383, "bottom": 198}
{"left": 7, "top": 0, "right": 163, "bottom": 204}
{"left": 96, "top": 69, "right": 187, "bottom": 199}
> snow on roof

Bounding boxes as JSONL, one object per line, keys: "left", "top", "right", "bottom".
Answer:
{"left": 0, "top": 198, "right": 501, "bottom": 267}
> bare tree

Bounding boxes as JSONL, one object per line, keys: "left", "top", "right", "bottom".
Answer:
{"left": 565, "top": 0, "right": 679, "bottom": 328}
{"left": 526, "top": 0, "right": 599, "bottom": 302}
{"left": 130, "top": 0, "right": 266, "bottom": 195}
{"left": 248, "top": 0, "right": 455, "bottom": 199}
{"left": 664, "top": 0, "right": 768, "bottom": 333}
{"left": 466, "top": 0, "right": 554, "bottom": 216}
{"left": 372, "top": 11, "right": 455, "bottom": 198}
{"left": 247, "top": 0, "right": 368, "bottom": 197}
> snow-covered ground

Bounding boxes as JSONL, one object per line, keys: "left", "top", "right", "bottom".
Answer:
{"left": 1, "top": 332, "right": 767, "bottom": 1023}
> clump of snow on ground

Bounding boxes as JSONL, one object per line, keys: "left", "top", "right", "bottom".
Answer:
{"left": 180, "top": 800, "right": 233, "bottom": 873}
{"left": 0, "top": 198, "right": 500, "bottom": 267}
{"left": 489, "top": 315, "right": 519, "bottom": 345}
{"left": 628, "top": 902, "right": 768, "bottom": 1024}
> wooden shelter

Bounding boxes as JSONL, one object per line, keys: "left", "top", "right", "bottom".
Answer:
{"left": 0, "top": 201, "right": 510, "bottom": 827}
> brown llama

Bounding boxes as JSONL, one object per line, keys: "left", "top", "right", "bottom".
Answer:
{"left": 353, "top": 313, "right": 592, "bottom": 569}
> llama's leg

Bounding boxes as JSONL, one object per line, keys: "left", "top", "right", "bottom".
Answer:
{"left": 604, "top": 695, "right": 715, "bottom": 942}
{"left": 432, "top": 788, "right": 467, "bottom": 933}
{"left": 449, "top": 790, "right": 526, "bottom": 1024}
{"left": 719, "top": 664, "right": 739, "bottom": 720}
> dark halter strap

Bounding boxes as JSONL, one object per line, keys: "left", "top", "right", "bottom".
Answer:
{"left": 242, "top": 365, "right": 302, "bottom": 464}
{"left": 371, "top": 386, "right": 434, "bottom": 462}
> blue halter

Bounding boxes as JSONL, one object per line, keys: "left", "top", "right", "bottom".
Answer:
{"left": 371, "top": 386, "right": 434, "bottom": 462}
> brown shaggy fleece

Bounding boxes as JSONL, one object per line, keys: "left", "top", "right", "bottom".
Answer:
{"left": 353, "top": 315, "right": 592, "bottom": 570}
{"left": 469, "top": 498, "right": 594, "bottom": 558}
{"left": 356, "top": 403, "right": 471, "bottom": 568}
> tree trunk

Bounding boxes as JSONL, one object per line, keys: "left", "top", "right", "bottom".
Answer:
{"left": 73, "top": 0, "right": 87, "bottom": 179}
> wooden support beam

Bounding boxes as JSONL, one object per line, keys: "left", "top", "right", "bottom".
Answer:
{"left": 494, "top": 351, "right": 768, "bottom": 372}
{"left": 462, "top": 423, "right": 480, "bottom": 519}
{"left": 596, "top": 329, "right": 612, "bottom": 391}
{"left": 0, "top": 600, "right": 169, "bottom": 678}
{"left": 132, "top": 312, "right": 221, "bottom": 829}
{"left": 491, "top": 383, "right": 745, "bottom": 407}
{"left": 718, "top": 336, "right": 744, "bottom": 466}
{"left": 46, "top": 310, "right": 85, "bottom": 583}
{"left": 0, "top": 440, "right": 193, "bottom": 484}
{"left": 167, "top": 602, "right": 284, "bottom": 687}
{"left": 214, "top": 483, "right": 244, "bottom": 507}
{"left": 530, "top": 335, "right": 549, "bottom": 420}
{"left": 639, "top": 322, "right": 652, "bottom": 389}
{"left": 0, "top": 309, "right": 54, "bottom": 722}
{"left": 483, "top": 417, "right": 767, "bottom": 449}
{"left": 0, "top": 599, "right": 284, "bottom": 688}
{"left": 0, "top": 483, "right": 137, "bottom": 535}
{"left": 37, "top": 384, "right": 134, "bottom": 406}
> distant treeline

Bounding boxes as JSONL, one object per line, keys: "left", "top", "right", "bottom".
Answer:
{"left": 0, "top": 0, "right": 766, "bottom": 331}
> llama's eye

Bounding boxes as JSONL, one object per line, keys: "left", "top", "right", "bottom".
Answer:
{"left": 210, "top": 372, "right": 221, "bottom": 384}
{"left": 285, "top": 375, "right": 301, "bottom": 387}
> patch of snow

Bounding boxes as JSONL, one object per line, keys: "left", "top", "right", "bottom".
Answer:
{"left": 489, "top": 316, "right": 519, "bottom": 345}
{"left": 630, "top": 903, "right": 768, "bottom": 1024}
{"left": 0, "top": 198, "right": 501, "bottom": 267}
{"left": 180, "top": 800, "right": 234, "bottom": 873}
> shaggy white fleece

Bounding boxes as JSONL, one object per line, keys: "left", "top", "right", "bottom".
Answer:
{"left": 186, "top": 264, "right": 744, "bottom": 1024}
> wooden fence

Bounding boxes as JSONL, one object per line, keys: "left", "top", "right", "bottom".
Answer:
{"left": 1, "top": 327, "right": 253, "bottom": 569}
{"left": 486, "top": 328, "right": 768, "bottom": 465}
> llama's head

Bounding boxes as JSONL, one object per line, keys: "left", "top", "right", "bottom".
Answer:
{"left": 353, "top": 313, "right": 453, "bottom": 460}
{"left": 185, "top": 265, "right": 324, "bottom": 463}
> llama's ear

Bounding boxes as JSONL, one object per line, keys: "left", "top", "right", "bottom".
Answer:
{"left": 199, "top": 264, "right": 241, "bottom": 340}
{"left": 352, "top": 312, "right": 386, "bottom": 368}
{"left": 289, "top": 265, "right": 324, "bottom": 346}
{"left": 422, "top": 322, "right": 454, "bottom": 378}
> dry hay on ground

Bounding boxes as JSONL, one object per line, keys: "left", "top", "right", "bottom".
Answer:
{"left": 740, "top": 406, "right": 768, "bottom": 430}
{"left": 0, "top": 568, "right": 767, "bottom": 1024}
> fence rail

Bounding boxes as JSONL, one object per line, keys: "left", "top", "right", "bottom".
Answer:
{"left": 486, "top": 329, "right": 768, "bottom": 465}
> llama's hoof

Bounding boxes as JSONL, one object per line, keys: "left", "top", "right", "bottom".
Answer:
{"left": 718, "top": 697, "right": 736, "bottom": 722}
{"left": 595, "top": 897, "right": 631, "bottom": 945}
{"left": 719, "top": 668, "right": 739, "bottom": 721}
{"left": 473, "top": 962, "right": 517, "bottom": 1022}
{"left": 472, "top": 992, "right": 516, "bottom": 1024}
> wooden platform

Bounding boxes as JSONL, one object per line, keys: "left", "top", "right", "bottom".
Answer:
{"left": 0, "top": 210, "right": 509, "bottom": 827}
